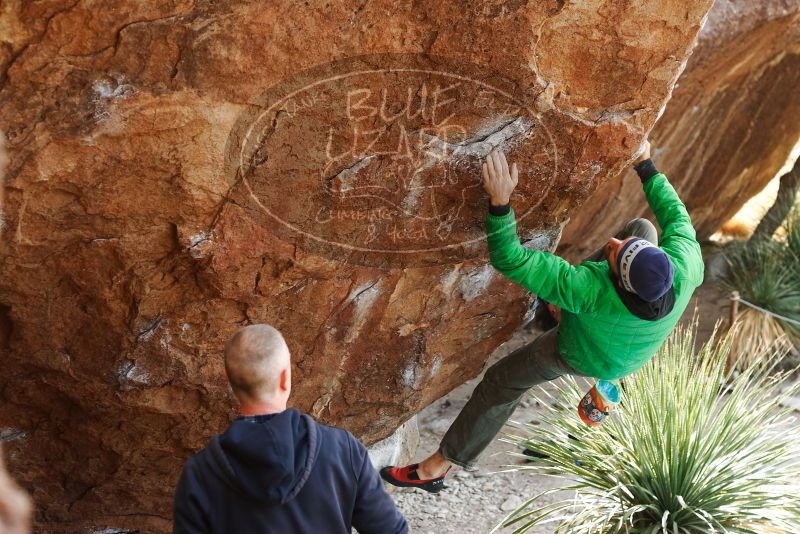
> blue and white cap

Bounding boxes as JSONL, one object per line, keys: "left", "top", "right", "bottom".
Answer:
{"left": 616, "top": 239, "right": 674, "bottom": 302}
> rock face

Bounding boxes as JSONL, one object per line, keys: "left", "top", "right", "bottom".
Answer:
{"left": 559, "top": 0, "right": 800, "bottom": 259}
{"left": 0, "top": 1, "right": 712, "bottom": 530}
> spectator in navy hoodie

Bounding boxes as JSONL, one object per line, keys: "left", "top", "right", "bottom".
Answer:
{"left": 173, "top": 324, "right": 408, "bottom": 534}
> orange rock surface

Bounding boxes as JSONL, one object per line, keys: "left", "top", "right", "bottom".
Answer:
{"left": 1, "top": 1, "right": 715, "bottom": 530}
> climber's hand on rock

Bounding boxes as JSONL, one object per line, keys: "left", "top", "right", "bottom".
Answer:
{"left": 633, "top": 140, "right": 651, "bottom": 165}
{"left": 482, "top": 149, "right": 518, "bottom": 207}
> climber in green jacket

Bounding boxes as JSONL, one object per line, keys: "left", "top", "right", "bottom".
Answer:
{"left": 381, "top": 141, "right": 704, "bottom": 493}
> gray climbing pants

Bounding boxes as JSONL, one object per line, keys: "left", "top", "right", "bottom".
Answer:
{"left": 584, "top": 217, "right": 658, "bottom": 262}
{"left": 438, "top": 217, "right": 658, "bottom": 469}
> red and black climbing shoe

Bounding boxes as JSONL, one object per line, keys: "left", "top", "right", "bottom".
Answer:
{"left": 380, "top": 464, "right": 449, "bottom": 494}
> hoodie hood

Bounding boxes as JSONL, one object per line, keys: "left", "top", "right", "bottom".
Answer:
{"left": 203, "top": 408, "right": 320, "bottom": 506}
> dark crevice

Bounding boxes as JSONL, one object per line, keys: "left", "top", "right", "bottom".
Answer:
{"left": 169, "top": 28, "right": 191, "bottom": 81}
{"left": 454, "top": 118, "right": 519, "bottom": 147}
{"left": 204, "top": 109, "right": 288, "bottom": 235}
{"left": 0, "top": 429, "right": 25, "bottom": 442}
{"left": 323, "top": 155, "right": 376, "bottom": 191}
{"left": 0, "top": 304, "right": 12, "bottom": 350}
{"left": 253, "top": 256, "right": 267, "bottom": 295}
{"left": 423, "top": 30, "right": 439, "bottom": 54}
{"left": 67, "top": 483, "right": 95, "bottom": 512}
{"left": 134, "top": 316, "right": 164, "bottom": 343}
{"left": 0, "top": 42, "right": 32, "bottom": 88}
{"left": 350, "top": 280, "right": 380, "bottom": 303}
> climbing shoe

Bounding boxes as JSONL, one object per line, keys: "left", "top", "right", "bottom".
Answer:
{"left": 380, "top": 464, "right": 449, "bottom": 493}
{"left": 522, "top": 434, "right": 581, "bottom": 463}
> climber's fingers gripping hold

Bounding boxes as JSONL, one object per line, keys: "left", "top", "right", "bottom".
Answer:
{"left": 633, "top": 139, "right": 651, "bottom": 165}
{"left": 482, "top": 149, "right": 518, "bottom": 207}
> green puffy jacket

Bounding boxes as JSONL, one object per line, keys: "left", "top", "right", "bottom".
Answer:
{"left": 486, "top": 173, "right": 704, "bottom": 379}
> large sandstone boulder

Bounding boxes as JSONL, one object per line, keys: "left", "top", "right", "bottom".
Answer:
{"left": 0, "top": 1, "right": 711, "bottom": 530}
{"left": 560, "top": 0, "right": 800, "bottom": 259}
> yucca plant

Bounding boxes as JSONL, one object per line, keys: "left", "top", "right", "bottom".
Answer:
{"left": 783, "top": 204, "right": 800, "bottom": 263}
{"left": 727, "top": 308, "right": 795, "bottom": 368}
{"left": 719, "top": 240, "right": 800, "bottom": 363}
{"left": 497, "top": 325, "right": 800, "bottom": 533}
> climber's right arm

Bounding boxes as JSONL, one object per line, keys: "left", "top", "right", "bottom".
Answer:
{"left": 486, "top": 210, "right": 600, "bottom": 313}
{"left": 482, "top": 150, "right": 600, "bottom": 313}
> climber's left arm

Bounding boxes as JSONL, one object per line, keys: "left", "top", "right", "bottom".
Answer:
{"left": 633, "top": 141, "right": 704, "bottom": 286}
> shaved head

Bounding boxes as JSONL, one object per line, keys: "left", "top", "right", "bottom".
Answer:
{"left": 224, "top": 324, "right": 291, "bottom": 403}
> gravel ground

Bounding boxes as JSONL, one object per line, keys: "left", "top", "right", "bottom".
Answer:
{"left": 392, "top": 324, "right": 585, "bottom": 534}
{"left": 392, "top": 273, "right": 751, "bottom": 533}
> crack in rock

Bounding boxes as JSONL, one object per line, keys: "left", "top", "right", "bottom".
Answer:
{"left": 422, "top": 116, "right": 535, "bottom": 161}
{"left": 187, "top": 231, "right": 213, "bottom": 258}
{"left": 0, "top": 428, "right": 27, "bottom": 442}
{"left": 325, "top": 117, "right": 535, "bottom": 213}
{"left": 134, "top": 317, "right": 164, "bottom": 343}
{"left": 326, "top": 155, "right": 378, "bottom": 193}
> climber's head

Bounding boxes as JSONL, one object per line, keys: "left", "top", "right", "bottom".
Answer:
{"left": 605, "top": 237, "right": 674, "bottom": 302}
{"left": 224, "top": 324, "right": 292, "bottom": 414}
